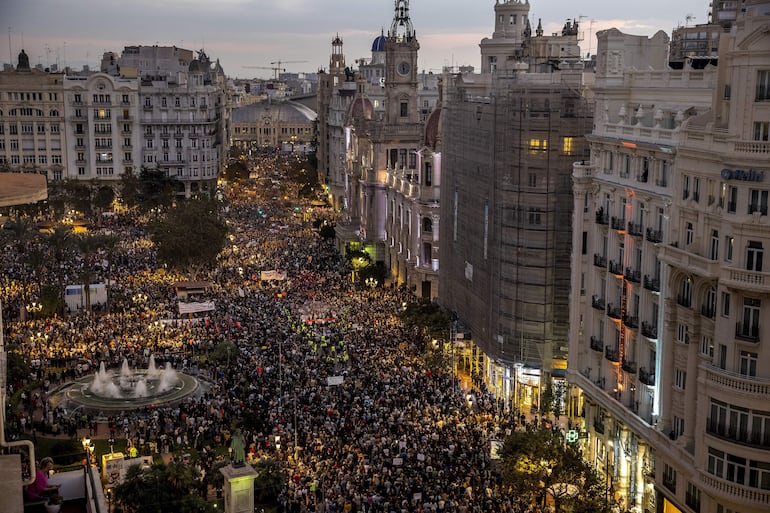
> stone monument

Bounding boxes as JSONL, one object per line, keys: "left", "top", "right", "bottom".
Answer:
{"left": 219, "top": 463, "right": 258, "bottom": 513}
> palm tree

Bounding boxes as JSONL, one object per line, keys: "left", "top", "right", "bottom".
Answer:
{"left": 93, "top": 234, "right": 119, "bottom": 313}
{"left": 75, "top": 234, "right": 101, "bottom": 312}
{"left": 43, "top": 224, "right": 73, "bottom": 311}
{"left": 5, "top": 217, "right": 37, "bottom": 318}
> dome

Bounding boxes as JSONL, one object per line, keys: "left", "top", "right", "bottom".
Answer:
{"left": 347, "top": 97, "right": 374, "bottom": 123}
{"left": 188, "top": 59, "right": 201, "bottom": 73}
{"left": 371, "top": 35, "right": 387, "bottom": 52}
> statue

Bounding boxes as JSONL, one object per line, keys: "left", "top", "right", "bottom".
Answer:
{"left": 17, "top": 49, "right": 30, "bottom": 70}
{"left": 230, "top": 428, "right": 246, "bottom": 467}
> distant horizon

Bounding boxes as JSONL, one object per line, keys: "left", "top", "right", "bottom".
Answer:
{"left": 2, "top": 0, "right": 709, "bottom": 80}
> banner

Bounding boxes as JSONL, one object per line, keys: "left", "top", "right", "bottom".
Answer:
{"left": 178, "top": 301, "right": 216, "bottom": 314}
{"left": 326, "top": 375, "right": 344, "bottom": 386}
{"left": 261, "top": 270, "right": 287, "bottom": 281}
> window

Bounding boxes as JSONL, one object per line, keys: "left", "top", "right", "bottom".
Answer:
{"left": 725, "top": 236, "right": 734, "bottom": 262}
{"left": 740, "top": 351, "right": 758, "bottom": 377}
{"left": 721, "top": 292, "right": 731, "bottom": 317}
{"left": 726, "top": 454, "right": 747, "bottom": 485}
{"left": 673, "top": 416, "right": 685, "bottom": 438}
{"left": 708, "top": 448, "right": 725, "bottom": 478}
{"left": 686, "top": 222, "right": 694, "bottom": 246}
{"left": 749, "top": 189, "right": 768, "bottom": 215}
{"left": 528, "top": 208, "right": 542, "bottom": 225}
{"left": 509, "top": 14, "right": 516, "bottom": 24}
{"left": 756, "top": 70, "right": 770, "bottom": 101}
{"left": 529, "top": 173, "right": 537, "bottom": 187}
{"left": 700, "top": 335, "right": 714, "bottom": 358}
{"left": 683, "top": 175, "right": 691, "bottom": 199}
{"left": 400, "top": 101, "right": 408, "bottom": 117}
{"left": 747, "top": 241, "right": 764, "bottom": 271}
{"left": 749, "top": 460, "right": 770, "bottom": 490}
{"left": 663, "top": 463, "right": 677, "bottom": 492}
{"left": 685, "top": 482, "right": 701, "bottom": 512}
{"left": 727, "top": 186, "right": 737, "bottom": 213}
{"left": 740, "top": 298, "right": 760, "bottom": 338}
{"left": 675, "top": 368, "right": 687, "bottom": 389}
{"left": 710, "top": 230, "right": 719, "bottom": 260}
{"left": 754, "top": 121, "right": 770, "bottom": 141}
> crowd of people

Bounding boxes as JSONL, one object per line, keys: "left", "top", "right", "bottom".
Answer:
{"left": 2, "top": 155, "right": 551, "bottom": 513}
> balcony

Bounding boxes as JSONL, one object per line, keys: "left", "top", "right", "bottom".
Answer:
{"left": 607, "top": 304, "right": 622, "bottom": 320}
{"left": 590, "top": 336, "right": 604, "bottom": 352}
{"left": 591, "top": 295, "right": 606, "bottom": 311}
{"left": 720, "top": 267, "right": 770, "bottom": 294}
{"left": 593, "top": 254, "right": 607, "bottom": 268}
{"left": 627, "top": 221, "right": 644, "bottom": 237}
{"left": 605, "top": 346, "right": 620, "bottom": 362}
{"left": 641, "top": 321, "right": 658, "bottom": 340}
{"left": 701, "top": 304, "right": 716, "bottom": 319}
{"left": 593, "top": 418, "right": 605, "bottom": 434}
{"left": 701, "top": 363, "right": 770, "bottom": 399}
{"left": 611, "top": 216, "right": 626, "bottom": 231}
{"left": 700, "top": 472, "right": 770, "bottom": 506}
{"left": 143, "top": 104, "right": 153, "bottom": 111}
{"left": 622, "top": 358, "right": 637, "bottom": 374}
{"left": 646, "top": 227, "right": 663, "bottom": 243}
{"left": 643, "top": 275, "right": 660, "bottom": 292}
{"left": 639, "top": 367, "right": 655, "bottom": 386}
{"left": 625, "top": 267, "right": 641, "bottom": 283}
{"left": 595, "top": 210, "right": 609, "bottom": 225}
{"left": 735, "top": 322, "right": 760, "bottom": 343}
{"left": 660, "top": 243, "right": 720, "bottom": 279}
{"left": 677, "top": 294, "right": 692, "bottom": 308}
{"left": 608, "top": 260, "right": 623, "bottom": 276}
{"left": 707, "top": 417, "right": 770, "bottom": 449}
{"left": 623, "top": 315, "right": 639, "bottom": 329}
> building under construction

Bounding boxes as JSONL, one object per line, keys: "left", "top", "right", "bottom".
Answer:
{"left": 439, "top": 2, "right": 593, "bottom": 410}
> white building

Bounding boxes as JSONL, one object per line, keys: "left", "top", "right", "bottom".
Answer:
{"left": 568, "top": 3, "right": 770, "bottom": 512}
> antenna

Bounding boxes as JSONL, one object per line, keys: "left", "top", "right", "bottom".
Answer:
{"left": 685, "top": 14, "right": 695, "bottom": 26}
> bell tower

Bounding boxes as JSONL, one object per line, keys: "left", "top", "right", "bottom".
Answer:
{"left": 385, "top": 0, "right": 420, "bottom": 124}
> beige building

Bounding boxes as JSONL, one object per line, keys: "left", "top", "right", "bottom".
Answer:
{"left": 0, "top": 50, "right": 66, "bottom": 181}
{"left": 568, "top": 3, "right": 770, "bottom": 512}
{"left": 230, "top": 99, "right": 315, "bottom": 153}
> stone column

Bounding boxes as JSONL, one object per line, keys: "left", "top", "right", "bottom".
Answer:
{"left": 219, "top": 463, "right": 258, "bottom": 513}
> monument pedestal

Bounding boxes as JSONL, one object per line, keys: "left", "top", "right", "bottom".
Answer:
{"left": 219, "top": 463, "right": 258, "bottom": 513}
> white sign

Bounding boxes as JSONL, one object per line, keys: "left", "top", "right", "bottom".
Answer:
{"left": 327, "top": 375, "right": 344, "bottom": 386}
{"left": 178, "top": 301, "right": 216, "bottom": 314}
{"left": 261, "top": 270, "right": 287, "bottom": 281}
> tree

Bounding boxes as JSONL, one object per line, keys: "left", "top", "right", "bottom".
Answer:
{"left": 222, "top": 160, "right": 250, "bottom": 183}
{"left": 118, "top": 171, "right": 141, "bottom": 209}
{"left": 137, "top": 166, "right": 178, "bottom": 212}
{"left": 398, "top": 299, "right": 450, "bottom": 341}
{"left": 113, "top": 461, "right": 212, "bottom": 513}
{"left": 499, "top": 428, "right": 611, "bottom": 513}
{"left": 75, "top": 234, "right": 102, "bottom": 312}
{"left": 149, "top": 199, "right": 228, "bottom": 277}
{"left": 253, "top": 457, "right": 287, "bottom": 506}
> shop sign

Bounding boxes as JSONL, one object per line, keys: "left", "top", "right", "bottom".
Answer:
{"left": 721, "top": 168, "right": 765, "bottom": 182}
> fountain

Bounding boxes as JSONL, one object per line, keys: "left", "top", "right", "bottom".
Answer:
{"left": 58, "top": 355, "right": 204, "bottom": 411}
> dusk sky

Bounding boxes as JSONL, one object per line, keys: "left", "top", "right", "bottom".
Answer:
{"left": 2, "top": 0, "right": 708, "bottom": 79}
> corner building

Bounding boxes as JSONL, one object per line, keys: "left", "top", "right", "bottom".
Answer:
{"left": 568, "top": 3, "right": 770, "bottom": 513}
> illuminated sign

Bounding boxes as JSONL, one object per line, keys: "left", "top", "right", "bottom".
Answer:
{"left": 721, "top": 168, "right": 765, "bottom": 182}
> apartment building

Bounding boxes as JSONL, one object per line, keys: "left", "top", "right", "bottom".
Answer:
{"left": 568, "top": 3, "right": 770, "bottom": 512}
{"left": 0, "top": 50, "right": 66, "bottom": 180}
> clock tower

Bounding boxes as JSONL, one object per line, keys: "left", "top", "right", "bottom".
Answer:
{"left": 385, "top": 0, "right": 419, "bottom": 124}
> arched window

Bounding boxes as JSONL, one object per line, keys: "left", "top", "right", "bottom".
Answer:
{"left": 422, "top": 217, "right": 432, "bottom": 233}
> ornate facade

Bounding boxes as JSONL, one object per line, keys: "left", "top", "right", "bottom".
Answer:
{"left": 568, "top": 4, "right": 770, "bottom": 512}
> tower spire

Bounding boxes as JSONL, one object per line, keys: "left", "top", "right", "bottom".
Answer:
{"left": 389, "top": 0, "right": 415, "bottom": 41}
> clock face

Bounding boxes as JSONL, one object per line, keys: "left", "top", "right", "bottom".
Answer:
{"left": 397, "top": 61, "right": 411, "bottom": 76}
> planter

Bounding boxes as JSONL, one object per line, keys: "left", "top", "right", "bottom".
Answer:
{"left": 45, "top": 503, "right": 62, "bottom": 513}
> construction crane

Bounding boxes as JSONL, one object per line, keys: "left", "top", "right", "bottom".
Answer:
{"left": 243, "top": 60, "right": 308, "bottom": 80}
{"left": 270, "top": 60, "right": 308, "bottom": 78}
{"left": 242, "top": 65, "right": 281, "bottom": 79}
